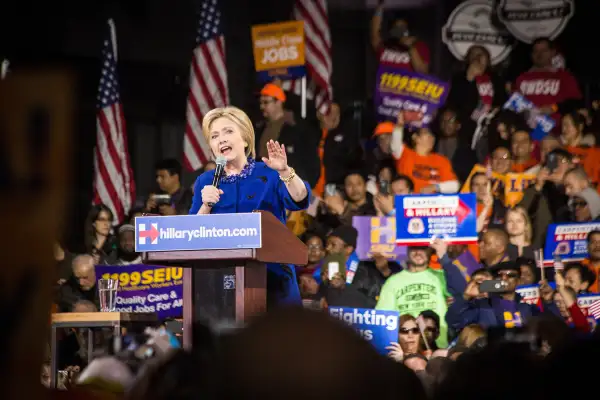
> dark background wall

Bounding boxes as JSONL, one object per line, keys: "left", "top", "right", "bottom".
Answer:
{"left": 1, "top": 0, "right": 598, "bottom": 250}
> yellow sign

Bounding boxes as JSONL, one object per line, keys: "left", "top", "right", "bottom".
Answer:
{"left": 461, "top": 164, "right": 536, "bottom": 207}
{"left": 251, "top": 21, "right": 305, "bottom": 72}
{"left": 378, "top": 72, "right": 447, "bottom": 104}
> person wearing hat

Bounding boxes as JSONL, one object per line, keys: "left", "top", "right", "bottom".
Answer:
{"left": 113, "top": 224, "right": 141, "bottom": 265}
{"left": 312, "top": 225, "right": 400, "bottom": 304}
{"left": 377, "top": 246, "right": 450, "bottom": 348}
{"left": 254, "top": 82, "right": 321, "bottom": 187}
{"left": 570, "top": 187, "right": 600, "bottom": 222}
{"left": 446, "top": 261, "right": 560, "bottom": 332}
{"left": 366, "top": 121, "right": 395, "bottom": 177}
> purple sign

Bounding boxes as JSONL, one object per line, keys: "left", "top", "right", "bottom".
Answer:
{"left": 374, "top": 66, "right": 450, "bottom": 126}
{"left": 95, "top": 264, "right": 183, "bottom": 320}
{"left": 352, "top": 216, "right": 408, "bottom": 262}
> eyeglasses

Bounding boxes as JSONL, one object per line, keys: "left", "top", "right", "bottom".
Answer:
{"left": 400, "top": 327, "right": 420, "bottom": 335}
{"left": 424, "top": 327, "right": 438, "bottom": 333}
{"left": 497, "top": 271, "right": 519, "bottom": 279}
{"left": 572, "top": 200, "right": 587, "bottom": 209}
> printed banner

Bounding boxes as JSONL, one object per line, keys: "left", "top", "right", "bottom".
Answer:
{"left": 516, "top": 284, "right": 541, "bottom": 305}
{"left": 394, "top": 193, "right": 477, "bottom": 245}
{"left": 95, "top": 264, "right": 183, "bottom": 320}
{"left": 328, "top": 307, "right": 399, "bottom": 355}
{"left": 352, "top": 216, "right": 408, "bottom": 261}
{"left": 543, "top": 222, "right": 600, "bottom": 265}
{"left": 374, "top": 66, "right": 449, "bottom": 126}
{"left": 461, "top": 164, "right": 536, "bottom": 207}
{"left": 577, "top": 294, "right": 600, "bottom": 328}
{"left": 251, "top": 20, "right": 306, "bottom": 81}
{"left": 135, "top": 213, "right": 262, "bottom": 252}
{"left": 504, "top": 93, "right": 555, "bottom": 140}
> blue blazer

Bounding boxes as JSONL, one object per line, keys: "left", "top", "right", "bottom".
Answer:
{"left": 189, "top": 161, "right": 311, "bottom": 224}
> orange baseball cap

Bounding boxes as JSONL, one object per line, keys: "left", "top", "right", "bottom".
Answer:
{"left": 260, "top": 83, "right": 286, "bottom": 103}
{"left": 373, "top": 121, "right": 395, "bottom": 137}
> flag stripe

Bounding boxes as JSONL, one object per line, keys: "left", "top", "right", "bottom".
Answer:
{"left": 93, "top": 20, "right": 135, "bottom": 226}
{"left": 183, "top": 0, "right": 229, "bottom": 171}
{"left": 283, "top": 0, "right": 332, "bottom": 115}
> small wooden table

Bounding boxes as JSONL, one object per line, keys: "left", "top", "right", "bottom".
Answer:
{"left": 50, "top": 312, "right": 157, "bottom": 388}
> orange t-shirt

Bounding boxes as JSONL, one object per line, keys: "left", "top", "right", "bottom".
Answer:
{"left": 313, "top": 128, "right": 329, "bottom": 197}
{"left": 566, "top": 146, "right": 600, "bottom": 189}
{"left": 511, "top": 158, "right": 538, "bottom": 173}
{"left": 581, "top": 258, "right": 600, "bottom": 293}
{"left": 395, "top": 147, "right": 456, "bottom": 193}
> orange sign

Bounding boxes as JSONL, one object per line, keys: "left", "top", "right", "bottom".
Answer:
{"left": 251, "top": 21, "right": 305, "bottom": 72}
{"left": 461, "top": 164, "right": 536, "bottom": 207}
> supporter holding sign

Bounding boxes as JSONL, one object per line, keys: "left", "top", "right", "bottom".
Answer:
{"left": 370, "top": 1, "right": 430, "bottom": 74}
{"left": 376, "top": 244, "right": 450, "bottom": 348}
{"left": 461, "top": 164, "right": 536, "bottom": 207}
{"left": 95, "top": 264, "right": 183, "bottom": 320}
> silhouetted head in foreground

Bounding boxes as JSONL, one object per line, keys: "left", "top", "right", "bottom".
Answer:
{"left": 218, "top": 308, "right": 427, "bottom": 400}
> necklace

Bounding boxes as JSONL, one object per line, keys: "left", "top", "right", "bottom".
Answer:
{"left": 221, "top": 158, "right": 255, "bottom": 184}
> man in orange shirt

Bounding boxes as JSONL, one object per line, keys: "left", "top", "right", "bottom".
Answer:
{"left": 390, "top": 112, "right": 459, "bottom": 194}
{"left": 582, "top": 230, "right": 600, "bottom": 293}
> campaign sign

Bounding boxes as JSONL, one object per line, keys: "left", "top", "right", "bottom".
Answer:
{"left": 503, "top": 93, "right": 555, "bottom": 140}
{"left": 577, "top": 294, "right": 600, "bottom": 329}
{"left": 251, "top": 20, "right": 306, "bottom": 81}
{"left": 329, "top": 307, "right": 399, "bottom": 355}
{"left": 135, "top": 213, "right": 262, "bottom": 252}
{"left": 394, "top": 193, "right": 477, "bottom": 245}
{"left": 374, "top": 66, "right": 449, "bottom": 126}
{"left": 516, "top": 284, "right": 540, "bottom": 305}
{"left": 95, "top": 264, "right": 183, "bottom": 320}
{"left": 352, "top": 216, "right": 407, "bottom": 262}
{"left": 543, "top": 222, "right": 600, "bottom": 265}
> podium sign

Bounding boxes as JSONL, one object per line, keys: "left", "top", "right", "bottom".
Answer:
{"left": 135, "top": 213, "right": 262, "bottom": 252}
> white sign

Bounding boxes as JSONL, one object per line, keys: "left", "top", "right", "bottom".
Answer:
{"left": 442, "top": 0, "right": 513, "bottom": 66}
{"left": 497, "top": 0, "right": 574, "bottom": 44}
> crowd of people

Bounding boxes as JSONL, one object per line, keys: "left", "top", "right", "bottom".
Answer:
{"left": 46, "top": 4, "right": 600, "bottom": 399}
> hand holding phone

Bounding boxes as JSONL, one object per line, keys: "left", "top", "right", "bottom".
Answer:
{"left": 479, "top": 279, "right": 509, "bottom": 294}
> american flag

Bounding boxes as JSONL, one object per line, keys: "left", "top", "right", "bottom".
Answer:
{"left": 588, "top": 299, "right": 600, "bottom": 320}
{"left": 282, "top": 0, "right": 333, "bottom": 115}
{"left": 183, "top": 0, "right": 229, "bottom": 171}
{"left": 92, "top": 19, "right": 135, "bottom": 224}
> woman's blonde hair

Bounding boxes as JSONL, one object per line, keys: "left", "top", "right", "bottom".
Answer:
{"left": 456, "top": 324, "right": 486, "bottom": 348}
{"left": 201, "top": 106, "right": 256, "bottom": 159}
{"left": 506, "top": 206, "right": 533, "bottom": 244}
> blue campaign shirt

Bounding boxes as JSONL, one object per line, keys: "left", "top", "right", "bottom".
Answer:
{"left": 189, "top": 159, "right": 311, "bottom": 223}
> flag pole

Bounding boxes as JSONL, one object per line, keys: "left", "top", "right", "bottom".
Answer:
{"left": 108, "top": 19, "right": 118, "bottom": 62}
{"left": 301, "top": 75, "right": 307, "bottom": 119}
{"left": 1, "top": 59, "right": 9, "bottom": 79}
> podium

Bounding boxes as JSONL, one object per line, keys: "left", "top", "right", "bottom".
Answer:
{"left": 137, "top": 211, "right": 307, "bottom": 348}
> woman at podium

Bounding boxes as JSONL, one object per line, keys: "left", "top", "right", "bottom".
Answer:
{"left": 189, "top": 106, "right": 311, "bottom": 306}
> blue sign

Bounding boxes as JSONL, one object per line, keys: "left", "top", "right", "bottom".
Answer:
{"left": 503, "top": 93, "right": 555, "bottom": 140}
{"left": 135, "top": 213, "right": 262, "bottom": 252}
{"left": 394, "top": 193, "right": 477, "bottom": 246}
{"left": 329, "top": 307, "right": 399, "bottom": 355}
{"left": 543, "top": 222, "right": 600, "bottom": 265}
{"left": 95, "top": 264, "right": 183, "bottom": 320}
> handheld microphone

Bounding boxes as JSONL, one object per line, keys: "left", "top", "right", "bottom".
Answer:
{"left": 207, "top": 156, "right": 227, "bottom": 207}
